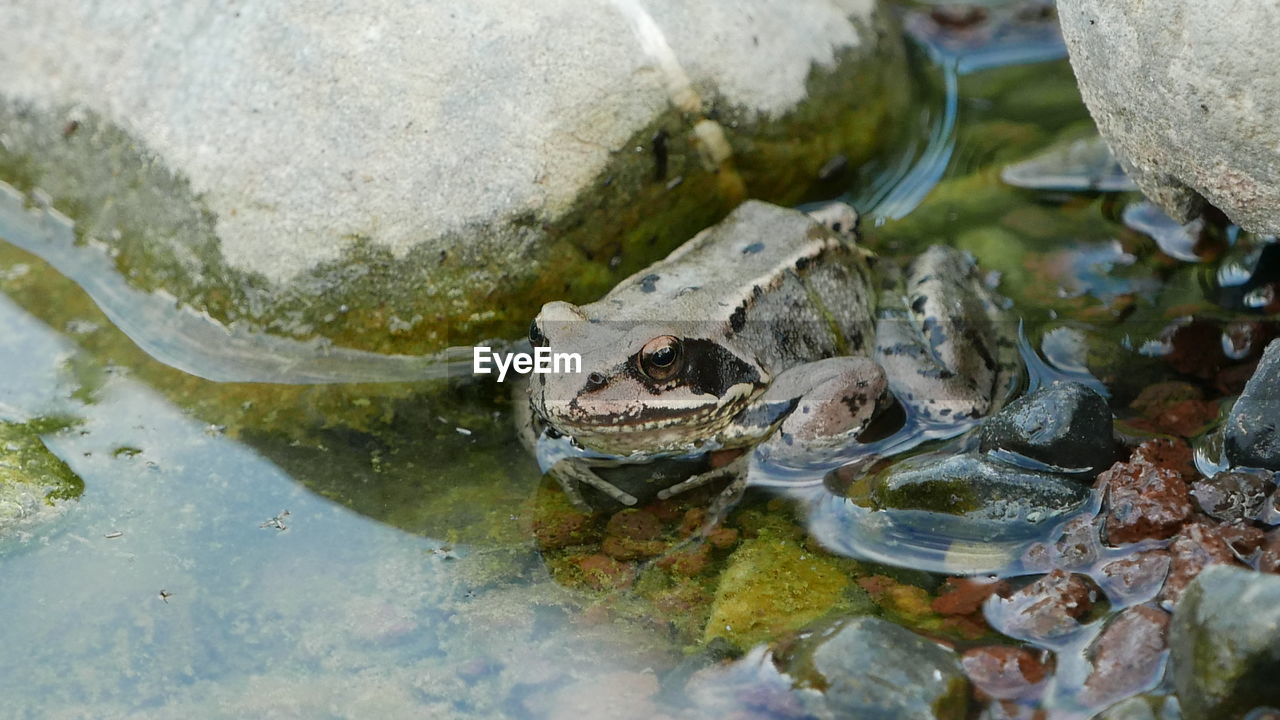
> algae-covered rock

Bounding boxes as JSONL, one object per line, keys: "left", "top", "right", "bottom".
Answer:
{"left": 1170, "top": 566, "right": 1280, "bottom": 720}
{"left": 870, "top": 453, "right": 1091, "bottom": 532}
{"left": 0, "top": 418, "right": 82, "bottom": 537}
{"left": 0, "top": 0, "right": 910, "bottom": 365}
{"left": 782, "top": 616, "right": 969, "bottom": 720}
{"left": 704, "top": 532, "right": 866, "bottom": 648}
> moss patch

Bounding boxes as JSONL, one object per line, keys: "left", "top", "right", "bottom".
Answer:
{"left": 0, "top": 418, "right": 82, "bottom": 535}
{"left": 703, "top": 531, "right": 868, "bottom": 649}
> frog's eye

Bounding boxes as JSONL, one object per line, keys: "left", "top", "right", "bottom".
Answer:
{"left": 529, "top": 320, "right": 546, "bottom": 347}
{"left": 639, "top": 335, "right": 683, "bottom": 381}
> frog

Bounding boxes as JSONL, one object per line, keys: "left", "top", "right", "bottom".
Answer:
{"left": 517, "top": 199, "right": 1018, "bottom": 510}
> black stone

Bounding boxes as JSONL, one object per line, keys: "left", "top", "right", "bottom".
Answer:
{"left": 979, "top": 380, "right": 1116, "bottom": 475}
{"left": 1225, "top": 339, "right": 1280, "bottom": 471}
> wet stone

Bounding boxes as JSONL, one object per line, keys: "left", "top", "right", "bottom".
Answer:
{"left": 1170, "top": 566, "right": 1280, "bottom": 720}
{"left": 1131, "top": 438, "right": 1197, "bottom": 479}
{"left": 1021, "top": 515, "right": 1104, "bottom": 572}
{"left": 1081, "top": 606, "right": 1170, "bottom": 708}
{"left": 1159, "top": 521, "right": 1240, "bottom": 608}
{"left": 1191, "top": 469, "right": 1274, "bottom": 523}
{"left": 960, "top": 645, "right": 1049, "bottom": 701}
{"left": 1097, "top": 453, "right": 1193, "bottom": 545}
{"left": 1098, "top": 550, "right": 1171, "bottom": 606}
{"left": 978, "top": 381, "right": 1116, "bottom": 474}
{"left": 1225, "top": 339, "right": 1280, "bottom": 471}
{"left": 1255, "top": 529, "right": 1280, "bottom": 573}
{"left": 783, "top": 616, "right": 968, "bottom": 720}
{"left": 933, "top": 577, "right": 1011, "bottom": 616}
{"left": 987, "top": 570, "right": 1100, "bottom": 644}
{"left": 1220, "top": 522, "right": 1267, "bottom": 556}
{"left": 872, "top": 453, "right": 1092, "bottom": 532}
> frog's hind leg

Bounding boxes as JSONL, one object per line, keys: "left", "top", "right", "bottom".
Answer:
{"left": 875, "top": 246, "right": 1015, "bottom": 425}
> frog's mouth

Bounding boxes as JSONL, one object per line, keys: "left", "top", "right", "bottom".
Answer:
{"left": 532, "top": 381, "right": 759, "bottom": 457}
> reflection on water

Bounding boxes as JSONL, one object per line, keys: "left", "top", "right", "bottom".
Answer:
{"left": 0, "top": 292, "right": 679, "bottom": 718}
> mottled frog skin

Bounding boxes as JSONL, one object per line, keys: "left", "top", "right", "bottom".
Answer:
{"left": 519, "top": 200, "right": 1017, "bottom": 509}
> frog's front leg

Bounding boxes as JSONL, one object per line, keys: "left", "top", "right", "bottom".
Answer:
{"left": 663, "top": 356, "right": 891, "bottom": 519}
{"left": 754, "top": 355, "right": 892, "bottom": 448}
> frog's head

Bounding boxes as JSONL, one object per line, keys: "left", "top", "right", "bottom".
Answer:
{"left": 527, "top": 301, "right": 767, "bottom": 456}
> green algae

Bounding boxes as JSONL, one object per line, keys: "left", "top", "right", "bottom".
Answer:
{"left": 703, "top": 530, "right": 871, "bottom": 649}
{"left": 0, "top": 417, "right": 83, "bottom": 535}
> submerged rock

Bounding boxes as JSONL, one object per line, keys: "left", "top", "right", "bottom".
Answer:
{"left": 783, "top": 616, "right": 968, "bottom": 720}
{"left": 979, "top": 380, "right": 1115, "bottom": 474}
{"left": 703, "top": 533, "right": 861, "bottom": 649}
{"left": 1170, "top": 566, "right": 1280, "bottom": 720}
{"left": 871, "top": 453, "right": 1092, "bottom": 531}
{"left": 1096, "top": 450, "right": 1193, "bottom": 545}
{"left": 0, "top": 0, "right": 909, "bottom": 361}
{"left": 1191, "top": 469, "right": 1274, "bottom": 523}
{"left": 986, "top": 569, "right": 1099, "bottom": 644}
{"left": 1080, "top": 605, "right": 1170, "bottom": 708}
{"left": 0, "top": 418, "right": 82, "bottom": 539}
{"left": 1225, "top": 339, "right": 1280, "bottom": 470}
{"left": 1059, "top": 1, "right": 1280, "bottom": 235}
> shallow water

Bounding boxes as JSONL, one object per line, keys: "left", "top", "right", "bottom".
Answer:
{"left": 2, "top": 4, "right": 1276, "bottom": 719}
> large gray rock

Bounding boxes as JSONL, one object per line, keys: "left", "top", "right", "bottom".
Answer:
{"left": 785, "top": 616, "right": 968, "bottom": 720}
{"left": 1170, "top": 566, "right": 1280, "bottom": 720}
{"left": 1058, "top": 1, "right": 1280, "bottom": 234}
{"left": 1225, "top": 339, "right": 1280, "bottom": 471}
{"left": 0, "top": 0, "right": 908, "bottom": 365}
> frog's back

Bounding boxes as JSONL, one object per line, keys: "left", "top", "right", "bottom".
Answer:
{"left": 585, "top": 201, "right": 877, "bottom": 371}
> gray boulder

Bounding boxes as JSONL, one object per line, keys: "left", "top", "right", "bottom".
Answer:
{"left": 0, "top": 0, "right": 908, "bottom": 369}
{"left": 1170, "top": 566, "right": 1280, "bottom": 720}
{"left": 1225, "top": 339, "right": 1280, "bottom": 471}
{"left": 1058, "top": 1, "right": 1280, "bottom": 234}
{"left": 784, "top": 616, "right": 968, "bottom": 720}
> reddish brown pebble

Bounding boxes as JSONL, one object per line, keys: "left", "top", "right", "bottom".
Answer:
{"left": 655, "top": 543, "right": 712, "bottom": 576}
{"left": 1131, "top": 437, "right": 1197, "bottom": 478}
{"left": 1218, "top": 522, "right": 1266, "bottom": 555}
{"left": 707, "top": 527, "right": 739, "bottom": 550}
{"left": 678, "top": 508, "right": 708, "bottom": 536}
{"left": 1081, "top": 606, "right": 1170, "bottom": 707}
{"left": 601, "top": 535, "right": 667, "bottom": 561}
{"left": 961, "top": 645, "right": 1050, "bottom": 700}
{"left": 1098, "top": 550, "right": 1171, "bottom": 603}
{"left": 1159, "top": 521, "right": 1240, "bottom": 606}
{"left": 575, "top": 553, "right": 633, "bottom": 590}
{"left": 990, "top": 570, "right": 1098, "bottom": 642}
{"left": 1256, "top": 529, "right": 1280, "bottom": 573}
{"left": 532, "top": 509, "right": 597, "bottom": 549}
{"left": 1098, "top": 454, "right": 1193, "bottom": 544}
{"left": 932, "top": 577, "right": 1010, "bottom": 616}
{"left": 940, "top": 614, "right": 990, "bottom": 640}
{"left": 606, "top": 509, "right": 662, "bottom": 541}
